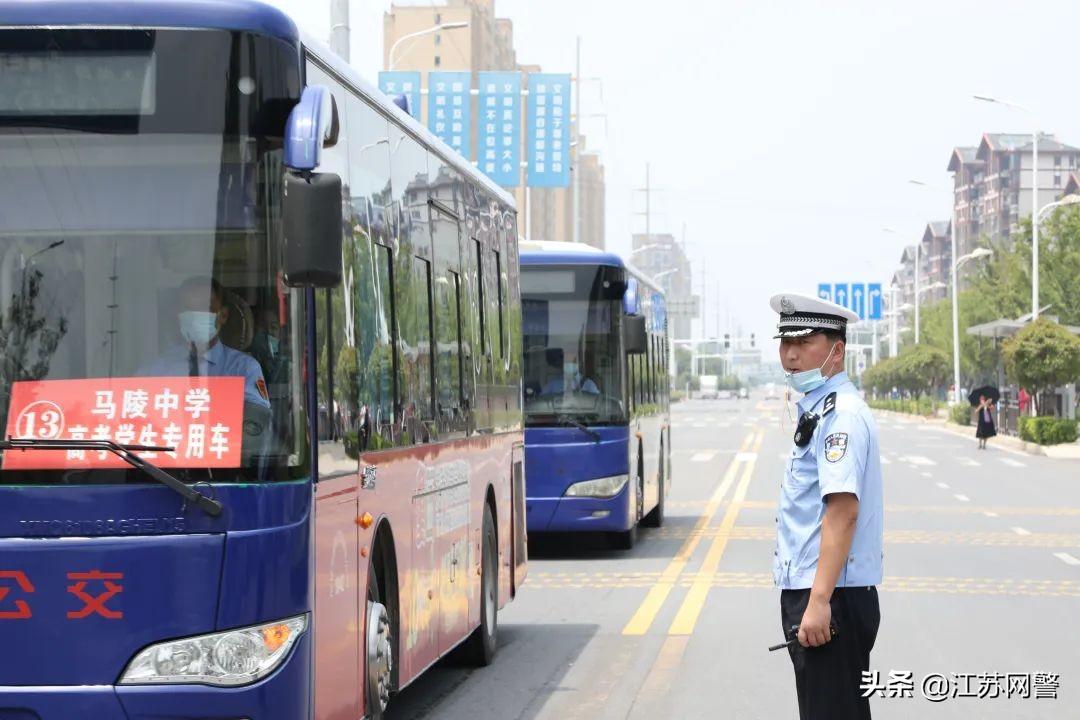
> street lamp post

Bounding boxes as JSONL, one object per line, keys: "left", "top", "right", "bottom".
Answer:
{"left": 948, "top": 248, "right": 994, "bottom": 404}
{"left": 388, "top": 21, "right": 469, "bottom": 71}
{"left": 973, "top": 95, "right": 1039, "bottom": 319}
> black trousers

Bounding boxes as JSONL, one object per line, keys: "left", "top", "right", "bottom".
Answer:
{"left": 780, "top": 586, "right": 880, "bottom": 720}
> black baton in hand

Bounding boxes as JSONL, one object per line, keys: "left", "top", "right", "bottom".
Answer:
{"left": 768, "top": 621, "right": 838, "bottom": 651}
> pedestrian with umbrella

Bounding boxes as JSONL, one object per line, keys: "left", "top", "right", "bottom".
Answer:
{"left": 969, "top": 386, "right": 999, "bottom": 449}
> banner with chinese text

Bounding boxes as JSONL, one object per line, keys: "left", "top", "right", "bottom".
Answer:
{"left": 477, "top": 72, "right": 521, "bottom": 187}
{"left": 378, "top": 71, "right": 421, "bottom": 120}
{"left": 526, "top": 73, "right": 571, "bottom": 188}
{"left": 427, "top": 71, "right": 471, "bottom": 159}
{"left": 2, "top": 377, "right": 245, "bottom": 470}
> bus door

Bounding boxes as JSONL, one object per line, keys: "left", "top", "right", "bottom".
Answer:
{"left": 430, "top": 194, "right": 471, "bottom": 653}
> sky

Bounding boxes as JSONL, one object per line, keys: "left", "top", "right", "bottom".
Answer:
{"left": 266, "top": 0, "right": 1080, "bottom": 349}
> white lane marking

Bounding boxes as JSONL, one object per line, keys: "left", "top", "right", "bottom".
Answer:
{"left": 1053, "top": 552, "right": 1080, "bottom": 566}
{"left": 692, "top": 423, "right": 706, "bottom": 428}
{"left": 880, "top": 456, "right": 891, "bottom": 465}
{"left": 736, "top": 452, "right": 758, "bottom": 462}
{"left": 983, "top": 511, "right": 999, "bottom": 518}
{"left": 958, "top": 457, "right": 981, "bottom": 467}
{"left": 1011, "top": 527, "right": 1031, "bottom": 536}
{"left": 718, "top": 423, "right": 732, "bottom": 428}
{"left": 691, "top": 452, "right": 716, "bottom": 463}
{"left": 899, "top": 455, "right": 936, "bottom": 466}
{"left": 1000, "top": 458, "right": 1026, "bottom": 468}
{"left": 954, "top": 494, "right": 970, "bottom": 502}
{"left": 936, "top": 482, "right": 950, "bottom": 490}
{"left": 921, "top": 471, "right": 933, "bottom": 478}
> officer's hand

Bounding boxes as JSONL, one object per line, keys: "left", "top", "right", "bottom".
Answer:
{"left": 798, "top": 596, "right": 833, "bottom": 648}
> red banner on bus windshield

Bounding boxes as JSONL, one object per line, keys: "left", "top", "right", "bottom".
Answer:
{"left": 2, "top": 377, "right": 244, "bottom": 470}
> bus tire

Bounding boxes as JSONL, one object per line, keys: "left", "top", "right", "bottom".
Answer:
{"left": 365, "top": 562, "right": 393, "bottom": 719}
{"left": 462, "top": 503, "right": 498, "bottom": 666}
{"left": 609, "top": 467, "right": 642, "bottom": 550}
{"left": 642, "top": 439, "right": 665, "bottom": 528}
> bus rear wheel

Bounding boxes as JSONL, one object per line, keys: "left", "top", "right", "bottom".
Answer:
{"left": 461, "top": 503, "right": 498, "bottom": 665}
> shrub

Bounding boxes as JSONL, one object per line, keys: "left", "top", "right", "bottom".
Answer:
{"left": 1018, "top": 416, "right": 1079, "bottom": 445}
{"left": 950, "top": 404, "right": 972, "bottom": 426}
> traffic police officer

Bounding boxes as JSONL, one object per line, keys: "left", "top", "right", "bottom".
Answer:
{"left": 771, "top": 292, "right": 883, "bottom": 720}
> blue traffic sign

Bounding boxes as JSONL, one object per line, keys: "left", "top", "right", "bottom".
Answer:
{"left": 868, "top": 283, "right": 883, "bottom": 320}
{"left": 833, "top": 283, "right": 849, "bottom": 309}
{"left": 851, "top": 283, "right": 866, "bottom": 320}
{"left": 817, "top": 283, "right": 832, "bottom": 302}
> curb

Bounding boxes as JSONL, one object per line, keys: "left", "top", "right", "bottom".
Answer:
{"left": 870, "top": 408, "right": 1080, "bottom": 459}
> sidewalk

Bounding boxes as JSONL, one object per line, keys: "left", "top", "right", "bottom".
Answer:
{"left": 871, "top": 408, "right": 1080, "bottom": 460}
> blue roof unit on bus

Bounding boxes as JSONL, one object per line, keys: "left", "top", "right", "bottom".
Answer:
{"left": 0, "top": 0, "right": 299, "bottom": 43}
{"left": 519, "top": 240, "right": 626, "bottom": 269}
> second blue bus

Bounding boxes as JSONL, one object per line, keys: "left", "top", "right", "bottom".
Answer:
{"left": 520, "top": 242, "right": 671, "bottom": 549}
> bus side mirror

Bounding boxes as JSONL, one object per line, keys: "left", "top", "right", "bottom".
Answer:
{"left": 624, "top": 315, "right": 647, "bottom": 355}
{"left": 282, "top": 171, "right": 343, "bottom": 288}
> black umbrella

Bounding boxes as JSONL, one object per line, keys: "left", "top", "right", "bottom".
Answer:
{"left": 968, "top": 385, "right": 1000, "bottom": 407}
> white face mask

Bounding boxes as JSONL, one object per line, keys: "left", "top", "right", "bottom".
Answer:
{"left": 179, "top": 311, "right": 219, "bottom": 350}
{"left": 784, "top": 342, "right": 838, "bottom": 394}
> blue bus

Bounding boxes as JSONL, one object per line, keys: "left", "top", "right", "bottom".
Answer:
{"left": 0, "top": 2, "right": 527, "bottom": 718}
{"left": 520, "top": 242, "right": 671, "bottom": 549}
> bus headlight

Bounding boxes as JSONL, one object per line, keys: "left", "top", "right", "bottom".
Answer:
{"left": 564, "top": 474, "right": 628, "bottom": 499}
{"left": 119, "top": 615, "right": 307, "bottom": 687}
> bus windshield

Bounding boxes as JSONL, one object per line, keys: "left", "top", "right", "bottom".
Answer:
{"left": 522, "top": 265, "right": 627, "bottom": 426}
{"left": 0, "top": 28, "right": 305, "bottom": 483}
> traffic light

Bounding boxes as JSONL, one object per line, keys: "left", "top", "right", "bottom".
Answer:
{"left": 724, "top": 333, "right": 730, "bottom": 349}
{"left": 750, "top": 333, "right": 755, "bottom": 348}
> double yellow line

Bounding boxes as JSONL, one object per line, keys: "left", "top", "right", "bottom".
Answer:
{"left": 622, "top": 428, "right": 765, "bottom": 637}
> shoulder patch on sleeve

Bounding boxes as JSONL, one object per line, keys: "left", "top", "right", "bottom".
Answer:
{"left": 835, "top": 392, "right": 860, "bottom": 412}
{"left": 824, "top": 432, "right": 849, "bottom": 463}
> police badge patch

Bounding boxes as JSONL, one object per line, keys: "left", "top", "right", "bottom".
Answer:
{"left": 824, "top": 432, "right": 848, "bottom": 463}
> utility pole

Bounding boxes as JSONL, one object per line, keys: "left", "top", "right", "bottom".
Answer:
{"left": 644, "top": 162, "right": 651, "bottom": 239}
{"left": 329, "top": 0, "right": 350, "bottom": 62}
{"left": 572, "top": 35, "right": 581, "bottom": 244}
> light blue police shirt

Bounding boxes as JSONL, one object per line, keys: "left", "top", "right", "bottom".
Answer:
{"left": 774, "top": 372, "right": 883, "bottom": 590}
{"left": 142, "top": 341, "right": 270, "bottom": 410}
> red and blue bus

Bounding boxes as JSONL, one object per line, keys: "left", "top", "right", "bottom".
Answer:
{"left": 0, "top": 2, "right": 526, "bottom": 718}
{"left": 519, "top": 242, "right": 670, "bottom": 549}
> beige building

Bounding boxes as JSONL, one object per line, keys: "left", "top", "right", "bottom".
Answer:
{"left": 384, "top": 1, "right": 606, "bottom": 248}
{"left": 948, "top": 134, "right": 1080, "bottom": 254}
{"left": 383, "top": 0, "right": 516, "bottom": 73}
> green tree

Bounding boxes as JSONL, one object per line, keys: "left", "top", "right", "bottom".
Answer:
{"left": 1002, "top": 318, "right": 1080, "bottom": 416}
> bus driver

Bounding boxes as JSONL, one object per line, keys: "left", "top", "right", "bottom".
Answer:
{"left": 141, "top": 276, "right": 270, "bottom": 410}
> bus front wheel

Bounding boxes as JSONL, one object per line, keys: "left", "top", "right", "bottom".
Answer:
{"left": 366, "top": 567, "right": 393, "bottom": 719}
{"left": 609, "top": 469, "right": 642, "bottom": 550}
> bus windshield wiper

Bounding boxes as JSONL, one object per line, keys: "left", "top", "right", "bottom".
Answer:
{"left": 0, "top": 438, "right": 223, "bottom": 517}
{"left": 557, "top": 415, "right": 601, "bottom": 443}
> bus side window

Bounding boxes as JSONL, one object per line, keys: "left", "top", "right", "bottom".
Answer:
{"left": 413, "top": 257, "right": 435, "bottom": 440}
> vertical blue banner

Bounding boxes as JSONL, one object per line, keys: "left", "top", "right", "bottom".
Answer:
{"left": 868, "top": 283, "right": 883, "bottom": 320}
{"left": 427, "top": 72, "right": 471, "bottom": 159}
{"left": 477, "top": 72, "right": 521, "bottom": 187}
{"left": 527, "top": 73, "right": 571, "bottom": 188}
{"left": 378, "top": 71, "right": 421, "bottom": 120}
{"left": 833, "top": 283, "right": 850, "bottom": 309}
{"left": 850, "top": 283, "right": 866, "bottom": 319}
{"left": 817, "top": 283, "right": 832, "bottom": 302}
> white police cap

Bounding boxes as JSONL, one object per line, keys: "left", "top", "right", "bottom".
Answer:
{"left": 770, "top": 292, "right": 859, "bottom": 339}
